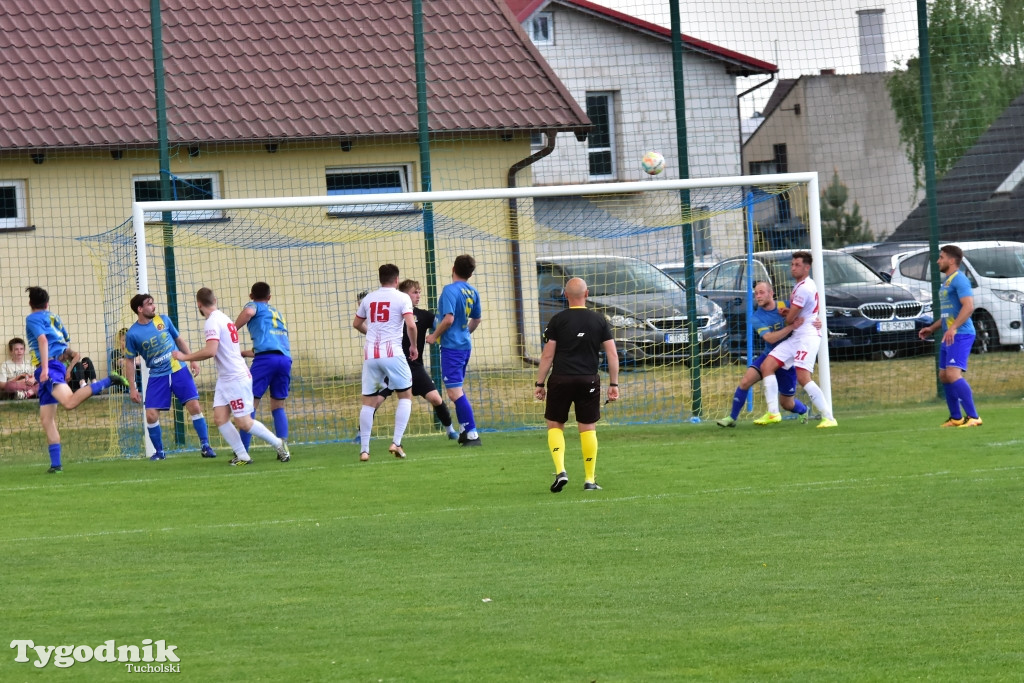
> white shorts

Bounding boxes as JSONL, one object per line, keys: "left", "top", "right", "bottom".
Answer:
{"left": 768, "top": 334, "right": 821, "bottom": 372}
{"left": 214, "top": 377, "right": 255, "bottom": 417}
{"left": 361, "top": 356, "right": 412, "bottom": 396}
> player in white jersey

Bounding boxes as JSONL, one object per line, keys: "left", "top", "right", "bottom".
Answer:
{"left": 172, "top": 287, "right": 291, "bottom": 465}
{"left": 756, "top": 251, "right": 838, "bottom": 428}
{"left": 352, "top": 264, "right": 418, "bottom": 461}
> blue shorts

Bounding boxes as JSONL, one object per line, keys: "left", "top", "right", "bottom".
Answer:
{"left": 35, "top": 359, "right": 68, "bottom": 407}
{"left": 251, "top": 353, "right": 292, "bottom": 400}
{"left": 939, "top": 333, "right": 974, "bottom": 371}
{"left": 439, "top": 347, "right": 471, "bottom": 389}
{"left": 751, "top": 351, "right": 797, "bottom": 396}
{"left": 145, "top": 367, "right": 200, "bottom": 410}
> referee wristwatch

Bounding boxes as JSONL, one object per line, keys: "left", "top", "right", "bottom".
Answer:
{"left": 535, "top": 382, "right": 545, "bottom": 387}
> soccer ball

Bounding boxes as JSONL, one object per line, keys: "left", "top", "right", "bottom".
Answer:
{"left": 641, "top": 151, "right": 665, "bottom": 175}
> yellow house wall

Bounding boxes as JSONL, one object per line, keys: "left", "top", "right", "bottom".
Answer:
{"left": 0, "top": 137, "right": 542, "bottom": 378}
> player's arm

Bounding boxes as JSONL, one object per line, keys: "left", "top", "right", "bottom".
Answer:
{"left": 234, "top": 306, "right": 255, "bottom": 330}
{"left": 468, "top": 317, "right": 481, "bottom": 334}
{"left": 783, "top": 302, "right": 804, "bottom": 326}
{"left": 404, "top": 312, "right": 418, "bottom": 362}
{"left": 36, "top": 334, "right": 49, "bottom": 383}
{"left": 426, "top": 313, "right": 454, "bottom": 345}
{"left": 174, "top": 335, "right": 201, "bottom": 376}
{"left": 173, "top": 338, "right": 218, "bottom": 362}
{"left": 602, "top": 338, "right": 619, "bottom": 402}
{"left": 352, "top": 315, "right": 367, "bottom": 335}
{"left": 123, "top": 354, "right": 143, "bottom": 403}
{"left": 533, "top": 339, "right": 557, "bottom": 400}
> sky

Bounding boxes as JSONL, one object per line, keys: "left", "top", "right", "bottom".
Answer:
{"left": 592, "top": 0, "right": 922, "bottom": 117}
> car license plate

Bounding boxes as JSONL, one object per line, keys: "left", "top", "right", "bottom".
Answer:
{"left": 877, "top": 320, "right": 915, "bottom": 332}
{"left": 665, "top": 332, "right": 697, "bottom": 344}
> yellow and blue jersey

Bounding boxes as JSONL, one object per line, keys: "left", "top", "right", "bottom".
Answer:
{"left": 750, "top": 301, "right": 788, "bottom": 353}
{"left": 437, "top": 282, "right": 481, "bottom": 350}
{"left": 25, "top": 310, "right": 70, "bottom": 366}
{"left": 244, "top": 301, "right": 291, "bottom": 356}
{"left": 939, "top": 271, "right": 976, "bottom": 335}
{"left": 124, "top": 314, "right": 183, "bottom": 377}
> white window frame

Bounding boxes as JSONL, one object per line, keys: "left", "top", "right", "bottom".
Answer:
{"left": 586, "top": 92, "right": 617, "bottom": 181}
{"left": 0, "top": 179, "right": 28, "bottom": 230}
{"left": 528, "top": 12, "right": 553, "bottom": 45}
{"left": 134, "top": 172, "right": 223, "bottom": 223}
{"left": 326, "top": 165, "right": 417, "bottom": 216}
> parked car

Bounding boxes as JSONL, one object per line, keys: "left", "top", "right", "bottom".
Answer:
{"left": 889, "top": 241, "right": 1024, "bottom": 352}
{"left": 536, "top": 255, "right": 728, "bottom": 365}
{"left": 841, "top": 241, "right": 928, "bottom": 280}
{"left": 697, "top": 249, "right": 934, "bottom": 360}
{"left": 655, "top": 260, "right": 718, "bottom": 288}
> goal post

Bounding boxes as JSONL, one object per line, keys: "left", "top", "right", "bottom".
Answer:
{"left": 100, "top": 172, "right": 828, "bottom": 456}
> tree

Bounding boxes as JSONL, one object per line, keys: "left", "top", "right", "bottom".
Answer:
{"left": 821, "top": 171, "right": 873, "bottom": 248}
{"left": 888, "top": 0, "right": 1024, "bottom": 190}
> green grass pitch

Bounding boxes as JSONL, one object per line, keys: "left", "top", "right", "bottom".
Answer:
{"left": 2, "top": 401, "right": 1022, "bottom": 681}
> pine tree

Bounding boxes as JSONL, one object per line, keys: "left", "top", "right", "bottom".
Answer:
{"left": 821, "top": 171, "right": 873, "bottom": 248}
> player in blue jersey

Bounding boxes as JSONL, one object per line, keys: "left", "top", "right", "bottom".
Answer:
{"left": 235, "top": 282, "right": 292, "bottom": 455}
{"left": 917, "top": 244, "right": 982, "bottom": 427}
{"left": 425, "top": 254, "right": 483, "bottom": 446}
{"left": 716, "top": 281, "right": 811, "bottom": 427}
{"left": 123, "top": 293, "right": 216, "bottom": 460}
{"left": 24, "top": 286, "right": 128, "bottom": 473}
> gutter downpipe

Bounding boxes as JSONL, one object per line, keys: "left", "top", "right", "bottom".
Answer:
{"left": 508, "top": 130, "right": 559, "bottom": 362}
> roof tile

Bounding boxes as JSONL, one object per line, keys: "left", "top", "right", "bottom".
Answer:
{"left": 0, "top": 0, "right": 588, "bottom": 149}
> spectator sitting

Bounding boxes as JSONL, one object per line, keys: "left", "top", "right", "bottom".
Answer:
{"left": 69, "top": 353, "right": 98, "bottom": 389}
{"left": 109, "top": 327, "right": 138, "bottom": 392}
{"left": 1, "top": 337, "right": 38, "bottom": 400}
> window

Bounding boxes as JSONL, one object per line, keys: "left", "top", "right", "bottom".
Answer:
{"left": 528, "top": 12, "right": 553, "bottom": 45}
{"left": 326, "top": 166, "right": 416, "bottom": 216}
{"left": 586, "top": 92, "right": 616, "bottom": 180}
{"left": 134, "top": 173, "right": 222, "bottom": 222}
{"left": 531, "top": 131, "right": 546, "bottom": 150}
{"left": 898, "top": 253, "right": 930, "bottom": 281}
{"left": 0, "top": 180, "right": 28, "bottom": 230}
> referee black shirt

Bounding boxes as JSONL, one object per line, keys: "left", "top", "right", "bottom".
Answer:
{"left": 543, "top": 307, "right": 614, "bottom": 375}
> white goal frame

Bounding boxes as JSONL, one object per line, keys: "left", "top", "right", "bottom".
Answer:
{"left": 131, "top": 171, "right": 831, "bottom": 418}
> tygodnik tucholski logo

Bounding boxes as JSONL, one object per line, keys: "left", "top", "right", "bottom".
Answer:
{"left": 10, "top": 639, "right": 180, "bottom": 671}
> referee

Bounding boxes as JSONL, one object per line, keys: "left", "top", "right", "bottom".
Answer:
{"left": 534, "top": 277, "right": 619, "bottom": 492}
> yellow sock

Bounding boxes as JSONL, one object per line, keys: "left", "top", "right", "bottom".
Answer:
{"left": 580, "top": 430, "right": 598, "bottom": 483}
{"left": 547, "top": 428, "right": 566, "bottom": 473}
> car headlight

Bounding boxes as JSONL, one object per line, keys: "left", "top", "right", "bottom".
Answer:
{"left": 707, "top": 307, "right": 725, "bottom": 327}
{"left": 920, "top": 302, "right": 932, "bottom": 315}
{"left": 991, "top": 289, "right": 1024, "bottom": 304}
{"left": 607, "top": 313, "right": 644, "bottom": 329}
{"left": 826, "top": 306, "right": 857, "bottom": 318}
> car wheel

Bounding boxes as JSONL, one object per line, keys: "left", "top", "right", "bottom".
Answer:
{"left": 971, "top": 312, "right": 998, "bottom": 354}
{"left": 871, "top": 348, "right": 899, "bottom": 361}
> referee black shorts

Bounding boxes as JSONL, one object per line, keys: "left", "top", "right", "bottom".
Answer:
{"left": 410, "top": 364, "right": 438, "bottom": 398}
{"left": 544, "top": 373, "right": 602, "bottom": 425}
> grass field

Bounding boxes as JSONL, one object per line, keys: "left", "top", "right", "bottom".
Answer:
{"left": 2, "top": 400, "right": 1022, "bottom": 681}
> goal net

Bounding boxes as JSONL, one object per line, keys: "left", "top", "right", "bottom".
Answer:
{"left": 84, "top": 172, "right": 830, "bottom": 457}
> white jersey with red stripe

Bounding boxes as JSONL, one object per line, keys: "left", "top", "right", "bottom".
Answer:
{"left": 204, "top": 309, "right": 251, "bottom": 382}
{"left": 357, "top": 286, "right": 414, "bottom": 359}
{"left": 789, "top": 276, "right": 821, "bottom": 340}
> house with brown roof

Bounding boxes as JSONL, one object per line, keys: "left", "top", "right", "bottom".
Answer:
{"left": 0, "top": 0, "right": 589, "bottom": 369}
{"left": 505, "top": 0, "right": 775, "bottom": 260}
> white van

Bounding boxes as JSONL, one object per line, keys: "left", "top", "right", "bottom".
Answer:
{"left": 890, "top": 241, "right": 1024, "bottom": 352}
